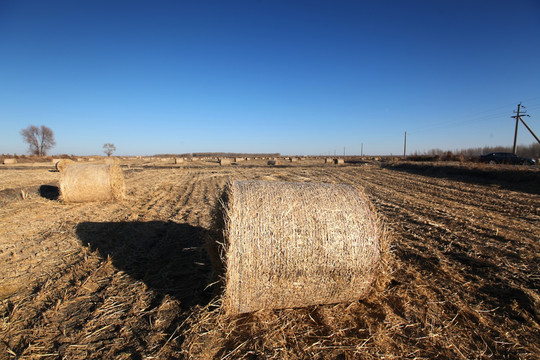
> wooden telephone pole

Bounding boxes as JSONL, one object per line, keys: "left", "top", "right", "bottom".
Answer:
{"left": 512, "top": 103, "right": 522, "bottom": 154}
{"left": 403, "top": 131, "right": 407, "bottom": 158}
{"left": 511, "top": 103, "right": 538, "bottom": 153}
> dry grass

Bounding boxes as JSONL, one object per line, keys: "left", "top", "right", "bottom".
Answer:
{"left": 0, "top": 162, "right": 538, "bottom": 359}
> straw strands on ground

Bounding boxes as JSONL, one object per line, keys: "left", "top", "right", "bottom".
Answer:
{"left": 59, "top": 164, "right": 126, "bottom": 203}
{"left": 213, "top": 180, "right": 385, "bottom": 315}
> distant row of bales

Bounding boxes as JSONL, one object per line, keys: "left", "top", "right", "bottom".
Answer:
{"left": 0, "top": 155, "right": 378, "bottom": 166}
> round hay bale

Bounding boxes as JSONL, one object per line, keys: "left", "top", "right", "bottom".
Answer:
{"left": 214, "top": 180, "right": 383, "bottom": 314}
{"left": 334, "top": 158, "right": 345, "bottom": 165}
{"left": 219, "top": 158, "right": 232, "bottom": 166}
{"left": 60, "top": 164, "right": 126, "bottom": 203}
{"left": 55, "top": 159, "right": 75, "bottom": 172}
{"left": 3, "top": 158, "right": 17, "bottom": 164}
{"left": 104, "top": 157, "right": 120, "bottom": 165}
{"left": 174, "top": 158, "right": 184, "bottom": 164}
{"left": 267, "top": 160, "right": 280, "bottom": 166}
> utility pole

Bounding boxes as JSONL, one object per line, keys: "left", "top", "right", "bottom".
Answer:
{"left": 511, "top": 103, "right": 537, "bottom": 152}
{"left": 361, "top": 143, "right": 364, "bottom": 157}
{"left": 343, "top": 147, "right": 345, "bottom": 157}
{"left": 403, "top": 131, "right": 407, "bottom": 158}
{"left": 512, "top": 103, "right": 522, "bottom": 154}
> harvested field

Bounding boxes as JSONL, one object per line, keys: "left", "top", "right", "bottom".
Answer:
{"left": 0, "top": 162, "right": 539, "bottom": 359}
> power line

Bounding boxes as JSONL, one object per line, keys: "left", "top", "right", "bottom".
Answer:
{"left": 407, "top": 98, "right": 539, "bottom": 135}
{"left": 408, "top": 110, "right": 509, "bottom": 135}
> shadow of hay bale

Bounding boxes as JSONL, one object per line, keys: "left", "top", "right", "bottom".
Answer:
{"left": 75, "top": 221, "right": 214, "bottom": 308}
{"left": 39, "top": 185, "right": 59, "bottom": 200}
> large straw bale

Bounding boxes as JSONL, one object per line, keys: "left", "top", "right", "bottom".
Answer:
{"left": 60, "top": 164, "right": 126, "bottom": 203}
{"left": 2, "top": 158, "right": 17, "bottom": 164}
{"left": 334, "top": 158, "right": 345, "bottom": 165}
{"left": 214, "top": 180, "right": 383, "bottom": 315}
{"left": 175, "top": 158, "right": 184, "bottom": 164}
{"left": 55, "top": 159, "right": 75, "bottom": 172}
{"left": 325, "top": 158, "right": 333, "bottom": 163}
{"left": 267, "top": 160, "right": 280, "bottom": 166}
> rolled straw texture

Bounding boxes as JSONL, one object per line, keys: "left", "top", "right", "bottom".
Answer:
{"left": 55, "top": 159, "right": 75, "bottom": 172}
{"left": 60, "top": 164, "right": 126, "bottom": 203}
{"left": 217, "top": 180, "right": 382, "bottom": 314}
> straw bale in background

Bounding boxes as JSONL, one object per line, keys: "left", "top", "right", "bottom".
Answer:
{"left": 175, "top": 158, "right": 184, "bottom": 164}
{"left": 104, "top": 157, "right": 120, "bottom": 165}
{"left": 214, "top": 180, "right": 383, "bottom": 314}
{"left": 60, "top": 164, "right": 125, "bottom": 203}
{"left": 55, "top": 159, "right": 75, "bottom": 172}
{"left": 219, "top": 158, "right": 232, "bottom": 166}
{"left": 2, "top": 158, "right": 17, "bottom": 164}
{"left": 334, "top": 158, "right": 345, "bottom": 165}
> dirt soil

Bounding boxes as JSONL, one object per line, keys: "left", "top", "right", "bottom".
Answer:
{"left": 0, "top": 160, "right": 539, "bottom": 359}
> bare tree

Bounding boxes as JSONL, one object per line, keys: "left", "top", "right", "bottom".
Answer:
{"left": 20, "top": 125, "right": 56, "bottom": 156}
{"left": 103, "top": 143, "right": 116, "bottom": 157}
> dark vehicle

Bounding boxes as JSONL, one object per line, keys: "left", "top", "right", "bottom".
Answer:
{"left": 479, "top": 152, "right": 536, "bottom": 165}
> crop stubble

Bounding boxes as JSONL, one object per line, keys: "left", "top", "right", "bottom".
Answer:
{"left": 0, "top": 162, "right": 538, "bottom": 359}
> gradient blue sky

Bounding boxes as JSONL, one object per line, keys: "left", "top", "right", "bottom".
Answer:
{"left": 1, "top": 0, "right": 539, "bottom": 156}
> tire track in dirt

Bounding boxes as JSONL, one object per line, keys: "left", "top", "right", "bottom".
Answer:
{"left": 326, "top": 166, "right": 540, "bottom": 357}
{"left": 373, "top": 168, "right": 538, "bottom": 221}
{"left": 343, "top": 167, "right": 537, "bottom": 248}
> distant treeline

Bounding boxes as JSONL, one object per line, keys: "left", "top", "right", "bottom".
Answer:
{"left": 154, "top": 152, "right": 281, "bottom": 158}
{"left": 408, "top": 142, "right": 540, "bottom": 161}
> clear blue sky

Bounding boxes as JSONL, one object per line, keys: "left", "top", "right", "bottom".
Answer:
{"left": 1, "top": 0, "right": 539, "bottom": 156}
